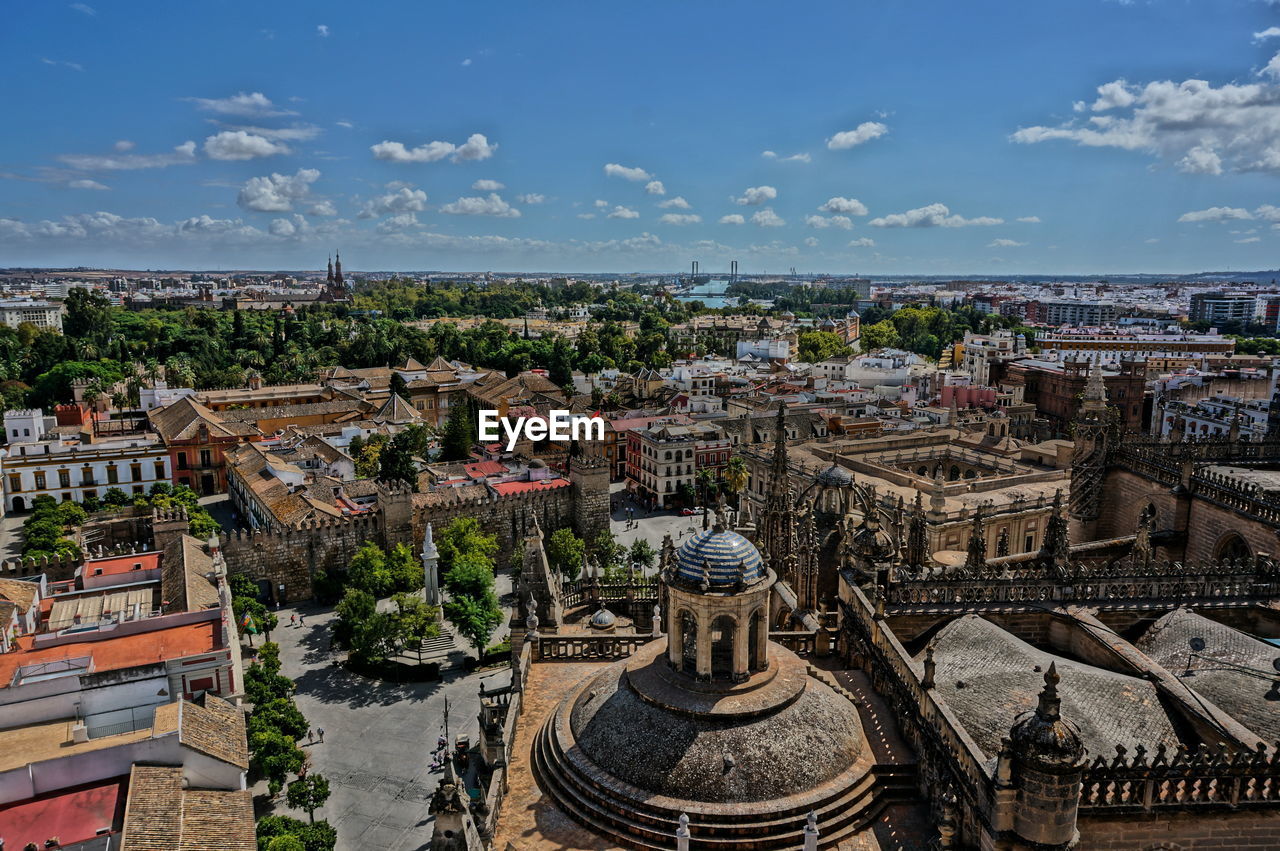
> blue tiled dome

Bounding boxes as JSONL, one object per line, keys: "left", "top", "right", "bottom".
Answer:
{"left": 674, "top": 528, "right": 764, "bottom": 588}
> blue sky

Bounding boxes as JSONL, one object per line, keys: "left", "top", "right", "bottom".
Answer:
{"left": 2, "top": 0, "right": 1280, "bottom": 274}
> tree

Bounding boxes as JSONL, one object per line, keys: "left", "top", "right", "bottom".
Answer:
{"left": 249, "top": 727, "right": 305, "bottom": 796}
{"left": 389, "top": 372, "right": 409, "bottom": 398}
{"left": 102, "top": 487, "right": 130, "bottom": 508}
{"left": 379, "top": 430, "right": 420, "bottom": 490}
{"left": 386, "top": 542, "right": 424, "bottom": 592}
{"left": 267, "top": 837, "right": 307, "bottom": 851}
{"left": 443, "top": 591, "right": 504, "bottom": 655}
{"left": 724, "top": 456, "right": 748, "bottom": 505}
{"left": 390, "top": 591, "right": 439, "bottom": 658}
{"left": 249, "top": 697, "right": 308, "bottom": 741}
{"left": 437, "top": 517, "right": 497, "bottom": 566}
{"left": 546, "top": 528, "right": 585, "bottom": 580}
{"left": 352, "top": 434, "right": 386, "bottom": 479}
{"left": 629, "top": 539, "right": 657, "bottom": 572}
{"left": 798, "top": 330, "right": 853, "bottom": 364}
{"left": 256, "top": 815, "right": 338, "bottom": 851}
{"left": 287, "top": 774, "right": 331, "bottom": 823}
{"left": 440, "top": 399, "right": 475, "bottom": 461}
{"left": 695, "top": 467, "right": 718, "bottom": 506}
{"left": 590, "top": 528, "right": 625, "bottom": 578}
{"left": 861, "top": 319, "right": 901, "bottom": 352}
{"left": 443, "top": 551, "right": 498, "bottom": 599}
{"left": 347, "top": 542, "right": 393, "bottom": 597}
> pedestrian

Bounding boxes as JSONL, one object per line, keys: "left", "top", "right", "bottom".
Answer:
{"left": 317, "top": 727, "right": 324, "bottom": 743}
{"left": 298, "top": 614, "right": 305, "bottom": 627}
{"left": 307, "top": 729, "right": 314, "bottom": 745}
{"left": 290, "top": 614, "right": 297, "bottom": 627}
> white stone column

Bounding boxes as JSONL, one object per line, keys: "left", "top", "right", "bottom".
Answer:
{"left": 421, "top": 522, "right": 440, "bottom": 607}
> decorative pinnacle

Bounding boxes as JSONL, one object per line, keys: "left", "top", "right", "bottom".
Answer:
{"left": 1036, "top": 662, "right": 1062, "bottom": 721}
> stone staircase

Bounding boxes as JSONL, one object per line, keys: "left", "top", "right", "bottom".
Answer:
{"left": 530, "top": 710, "right": 920, "bottom": 850}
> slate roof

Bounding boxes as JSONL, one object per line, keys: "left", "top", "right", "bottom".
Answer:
{"left": 923, "top": 615, "right": 1180, "bottom": 761}
{"left": 120, "top": 765, "right": 255, "bottom": 851}
{"left": 1134, "top": 607, "right": 1280, "bottom": 741}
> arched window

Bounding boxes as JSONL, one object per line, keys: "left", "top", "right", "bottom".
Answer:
{"left": 748, "top": 610, "right": 763, "bottom": 671}
{"left": 680, "top": 611, "right": 697, "bottom": 673}
{"left": 710, "top": 615, "right": 736, "bottom": 680}
{"left": 1214, "top": 533, "right": 1251, "bottom": 563}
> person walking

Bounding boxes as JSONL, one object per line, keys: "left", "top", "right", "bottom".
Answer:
{"left": 316, "top": 727, "right": 324, "bottom": 743}
{"left": 290, "top": 614, "right": 297, "bottom": 627}
{"left": 307, "top": 729, "right": 314, "bottom": 745}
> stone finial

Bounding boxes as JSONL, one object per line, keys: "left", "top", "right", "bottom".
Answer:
{"left": 525, "top": 593, "right": 539, "bottom": 634}
{"left": 803, "top": 811, "right": 820, "bottom": 851}
{"left": 676, "top": 813, "right": 691, "bottom": 851}
{"left": 1036, "top": 662, "right": 1061, "bottom": 721}
{"left": 922, "top": 645, "right": 936, "bottom": 690}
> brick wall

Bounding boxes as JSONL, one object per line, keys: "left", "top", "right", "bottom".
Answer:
{"left": 1078, "top": 810, "right": 1280, "bottom": 849}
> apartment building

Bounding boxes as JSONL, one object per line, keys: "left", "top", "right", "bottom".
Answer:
{"left": 1189, "top": 291, "right": 1256, "bottom": 324}
{"left": 0, "top": 299, "right": 63, "bottom": 331}
{"left": 625, "top": 421, "right": 729, "bottom": 509}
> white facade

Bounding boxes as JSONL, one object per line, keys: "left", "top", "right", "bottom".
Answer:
{"left": 0, "top": 300, "right": 63, "bottom": 331}
{"left": 3, "top": 410, "right": 57, "bottom": 443}
{"left": 1, "top": 434, "right": 171, "bottom": 511}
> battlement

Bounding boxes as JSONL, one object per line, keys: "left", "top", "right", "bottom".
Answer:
{"left": 1081, "top": 742, "right": 1280, "bottom": 811}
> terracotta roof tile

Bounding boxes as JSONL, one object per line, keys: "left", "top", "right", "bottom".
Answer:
{"left": 121, "top": 765, "right": 255, "bottom": 851}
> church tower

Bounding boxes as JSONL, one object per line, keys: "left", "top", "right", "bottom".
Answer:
{"left": 333, "top": 251, "right": 344, "bottom": 287}
{"left": 1068, "top": 361, "right": 1117, "bottom": 537}
{"left": 758, "top": 403, "right": 798, "bottom": 582}
{"left": 326, "top": 255, "right": 334, "bottom": 284}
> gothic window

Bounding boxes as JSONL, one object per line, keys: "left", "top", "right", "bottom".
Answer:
{"left": 710, "top": 615, "right": 736, "bottom": 680}
{"left": 1214, "top": 533, "right": 1251, "bottom": 563}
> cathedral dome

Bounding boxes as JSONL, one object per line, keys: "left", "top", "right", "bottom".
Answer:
{"left": 674, "top": 527, "right": 764, "bottom": 588}
{"left": 815, "top": 463, "right": 854, "bottom": 488}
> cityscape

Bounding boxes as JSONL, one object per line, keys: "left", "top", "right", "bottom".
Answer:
{"left": 4, "top": 2, "right": 1280, "bottom": 851}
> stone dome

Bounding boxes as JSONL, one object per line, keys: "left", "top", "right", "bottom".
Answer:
{"left": 815, "top": 463, "right": 854, "bottom": 488}
{"left": 674, "top": 527, "right": 764, "bottom": 589}
{"left": 1010, "top": 664, "right": 1085, "bottom": 768}
{"left": 588, "top": 605, "right": 617, "bottom": 631}
{"left": 528, "top": 458, "right": 547, "bottom": 469}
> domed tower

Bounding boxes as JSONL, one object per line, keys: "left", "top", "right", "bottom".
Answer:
{"left": 665, "top": 505, "right": 772, "bottom": 681}
{"left": 1005, "top": 664, "right": 1086, "bottom": 848}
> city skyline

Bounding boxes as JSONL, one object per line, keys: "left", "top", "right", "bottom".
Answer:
{"left": 4, "top": 0, "right": 1280, "bottom": 273}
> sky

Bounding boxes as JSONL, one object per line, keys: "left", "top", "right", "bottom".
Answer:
{"left": 2, "top": 0, "right": 1280, "bottom": 275}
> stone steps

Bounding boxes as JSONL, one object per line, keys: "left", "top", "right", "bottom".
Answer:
{"left": 531, "top": 712, "right": 920, "bottom": 849}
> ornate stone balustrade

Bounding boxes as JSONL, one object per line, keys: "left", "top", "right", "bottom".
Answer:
{"left": 533, "top": 633, "right": 651, "bottom": 661}
{"left": 1080, "top": 743, "right": 1280, "bottom": 812}
{"left": 1190, "top": 471, "right": 1280, "bottom": 526}
{"left": 769, "top": 630, "right": 816, "bottom": 656}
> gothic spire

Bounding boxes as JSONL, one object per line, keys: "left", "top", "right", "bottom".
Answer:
{"left": 906, "top": 490, "right": 929, "bottom": 568}
{"left": 334, "top": 251, "right": 344, "bottom": 285}
{"left": 326, "top": 254, "right": 334, "bottom": 283}
{"left": 963, "top": 504, "right": 987, "bottom": 570}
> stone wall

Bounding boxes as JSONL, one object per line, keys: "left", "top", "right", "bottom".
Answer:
{"left": 1077, "top": 810, "right": 1280, "bottom": 849}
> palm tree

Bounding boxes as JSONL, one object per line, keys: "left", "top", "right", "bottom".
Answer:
{"left": 724, "top": 456, "right": 748, "bottom": 508}
{"left": 695, "top": 468, "right": 717, "bottom": 509}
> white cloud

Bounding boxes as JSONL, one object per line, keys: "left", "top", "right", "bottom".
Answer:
{"left": 270, "top": 217, "right": 299, "bottom": 237}
{"left": 735, "top": 185, "right": 777, "bottom": 206}
{"left": 805, "top": 215, "right": 852, "bottom": 230}
{"left": 645, "top": 180, "right": 666, "bottom": 196}
{"left": 317, "top": 24, "right": 330, "bottom": 37}
{"left": 1144, "top": 237, "right": 1160, "bottom": 244}
{"left": 440, "top": 193, "right": 521, "bottom": 217}
{"left": 868, "top": 203, "right": 1002, "bottom": 228}
{"left": 603, "top": 163, "right": 652, "bottom": 182}
{"left": 1016, "top": 215, "right": 1041, "bottom": 223}
{"left": 659, "top": 213, "right": 701, "bottom": 225}
{"left": 1255, "top": 204, "right": 1280, "bottom": 221}
{"left": 761, "top": 150, "right": 810, "bottom": 163}
{"left": 41, "top": 58, "right": 83, "bottom": 71}
{"left": 0, "top": 210, "right": 271, "bottom": 245}
{"left": 719, "top": 214, "right": 745, "bottom": 225}
{"left": 606, "top": 205, "right": 639, "bottom": 219}
{"left": 113, "top": 140, "right": 134, "bottom": 152}
{"left": 358, "top": 186, "right": 429, "bottom": 218}
{"left": 1236, "top": 236, "right": 1262, "bottom": 243}
{"left": 1256, "top": 27, "right": 1280, "bottom": 43}
{"left": 988, "top": 238, "right": 1027, "bottom": 248}
{"left": 237, "top": 168, "right": 321, "bottom": 212}
{"left": 577, "top": 213, "right": 596, "bottom": 220}
{"left": 516, "top": 193, "right": 546, "bottom": 205}
{"left": 307, "top": 200, "right": 336, "bottom": 216}
{"left": 58, "top": 141, "right": 197, "bottom": 171}
{"left": 818, "top": 197, "right": 868, "bottom": 216}
{"left": 803, "top": 236, "right": 819, "bottom": 247}
{"left": 594, "top": 199, "right": 609, "bottom": 208}
{"left": 336, "top": 120, "right": 354, "bottom": 129}
{"left": 67, "top": 179, "right": 109, "bottom": 190}
{"left": 472, "top": 179, "right": 505, "bottom": 191}
{"left": 826, "top": 122, "right": 888, "bottom": 150}
{"left": 186, "top": 92, "right": 295, "bottom": 118}
{"left": 1177, "top": 206, "right": 1253, "bottom": 222}
{"left": 848, "top": 237, "right": 875, "bottom": 248}
{"left": 377, "top": 212, "right": 422, "bottom": 233}
{"left": 217, "top": 123, "right": 322, "bottom": 142}
{"left": 461, "top": 58, "right": 473, "bottom": 67}
{"left": 371, "top": 132, "right": 496, "bottom": 163}
{"left": 657, "top": 196, "right": 691, "bottom": 210}
{"left": 203, "top": 130, "right": 290, "bottom": 161}
{"left": 1012, "top": 68, "right": 1280, "bottom": 176}
{"left": 751, "top": 208, "right": 786, "bottom": 227}
{"left": 70, "top": 3, "right": 95, "bottom": 15}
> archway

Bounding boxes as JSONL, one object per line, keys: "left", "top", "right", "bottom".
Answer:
{"left": 709, "top": 615, "right": 736, "bottom": 680}
{"left": 680, "top": 611, "right": 697, "bottom": 673}
{"left": 1214, "top": 533, "right": 1251, "bottom": 563}
{"left": 10, "top": 496, "right": 23, "bottom": 512}
{"left": 948, "top": 465, "right": 960, "bottom": 481}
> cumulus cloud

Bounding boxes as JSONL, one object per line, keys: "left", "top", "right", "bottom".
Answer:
{"left": 606, "top": 205, "right": 639, "bottom": 219}
{"left": 735, "top": 185, "right": 777, "bottom": 206}
{"left": 1011, "top": 67, "right": 1280, "bottom": 175}
{"left": 751, "top": 208, "right": 786, "bottom": 227}
{"left": 1256, "top": 27, "right": 1280, "bottom": 43}
{"left": 659, "top": 213, "right": 701, "bottom": 225}
{"left": 761, "top": 150, "right": 811, "bottom": 163}
{"left": 472, "top": 179, "right": 505, "bottom": 191}
{"left": 516, "top": 193, "right": 546, "bottom": 204}
{"left": 657, "top": 196, "right": 691, "bottom": 209}
{"left": 868, "top": 203, "right": 1002, "bottom": 228}
{"left": 203, "top": 130, "right": 290, "bottom": 161}
{"left": 113, "top": 140, "right": 135, "bottom": 152}
{"left": 1177, "top": 206, "right": 1253, "bottom": 222}
{"left": 237, "top": 168, "right": 321, "bottom": 212}
{"left": 594, "top": 199, "right": 609, "bottom": 208}
{"left": 358, "top": 186, "right": 429, "bottom": 218}
{"left": 826, "top": 122, "right": 888, "bottom": 150}
{"left": 269, "top": 217, "right": 301, "bottom": 237}
{"left": 719, "top": 214, "right": 745, "bottom": 225}
{"left": 0, "top": 210, "right": 271, "bottom": 245}
{"left": 377, "top": 212, "right": 421, "bottom": 233}
{"left": 603, "top": 163, "right": 652, "bottom": 182}
{"left": 645, "top": 180, "right": 666, "bottom": 196}
{"left": 803, "top": 236, "right": 819, "bottom": 247}
{"left": 805, "top": 214, "right": 852, "bottom": 230}
{"left": 818, "top": 197, "right": 868, "bottom": 216}
{"left": 217, "top": 123, "right": 322, "bottom": 142}
{"left": 371, "top": 132, "right": 497, "bottom": 163}
{"left": 1016, "top": 216, "right": 1042, "bottom": 223}
{"left": 67, "top": 179, "right": 109, "bottom": 190}
{"left": 58, "top": 141, "right": 197, "bottom": 171}
{"left": 988, "top": 238, "right": 1027, "bottom": 247}
{"left": 317, "top": 24, "right": 330, "bottom": 37}
{"left": 848, "top": 237, "right": 875, "bottom": 248}
{"left": 577, "top": 213, "right": 596, "bottom": 220}
{"left": 186, "top": 92, "right": 295, "bottom": 118}
{"left": 307, "top": 200, "right": 337, "bottom": 216}
{"left": 440, "top": 193, "right": 520, "bottom": 217}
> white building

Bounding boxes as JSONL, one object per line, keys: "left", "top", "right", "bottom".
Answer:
{"left": 0, "top": 414, "right": 171, "bottom": 511}
{"left": 0, "top": 299, "right": 64, "bottom": 331}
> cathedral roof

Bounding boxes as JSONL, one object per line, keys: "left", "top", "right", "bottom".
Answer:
{"left": 674, "top": 527, "right": 764, "bottom": 588}
{"left": 815, "top": 463, "right": 854, "bottom": 487}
